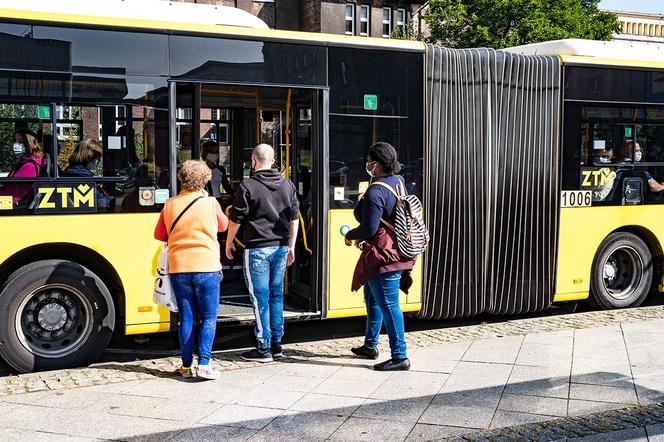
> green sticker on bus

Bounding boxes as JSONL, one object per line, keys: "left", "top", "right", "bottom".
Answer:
{"left": 363, "top": 94, "right": 378, "bottom": 111}
{"left": 625, "top": 126, "right": 632, "bottom": 137}
{"left": 154, "top": 189, "right": 170, "bottom": 204}
{"left": 37, "top": 105, "right": 51, "bottom": 120}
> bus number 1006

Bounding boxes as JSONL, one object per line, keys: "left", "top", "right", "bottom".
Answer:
{"left": 561, "top": 190, "right": 592, "bottom": 208}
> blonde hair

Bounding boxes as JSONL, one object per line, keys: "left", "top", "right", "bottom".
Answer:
{"left": 178, "top": 160, "right": 211, "bottom": 190}
{"left": 69, "top": 138, "right": 103, "bottom": 166}
{"left": 16, "top": 130, "right": 43, "bottom": 157}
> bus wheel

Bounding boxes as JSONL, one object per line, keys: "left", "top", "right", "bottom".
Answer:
{"left": 591, "top": 233, "right": 652, "bottom": 310}
{"left": 0, "top": 260, "right": 115, "bottom": 373}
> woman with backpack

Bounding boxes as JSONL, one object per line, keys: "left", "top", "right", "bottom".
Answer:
{"left": 2, "top": 129, "right": 46, "bottom": 206}
{"left": 344, "top": 142, "right": 417, "bottom": 371}
{"left": 154, "top": 160, "right": 229, "bottom": 380}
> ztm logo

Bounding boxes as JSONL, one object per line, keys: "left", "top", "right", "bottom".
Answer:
{"left": 581, "top": 168, "right": 615, "bottom": 189}
{"left": 37, "top": 184, "right": 95, "bottom": 210}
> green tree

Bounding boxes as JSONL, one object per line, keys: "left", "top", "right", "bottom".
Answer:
{"left": 420, "top": 0, "right": 620, "bottom": 48}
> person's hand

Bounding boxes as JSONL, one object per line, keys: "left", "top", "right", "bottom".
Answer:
{"left": 225, "top": 241, "right": 236, "bottom": 260}
{"left": 344, "top": 236, "right": 352, "bottom": 247}
{"left": 287, "top": 247, "right": 296, "bottom": 267}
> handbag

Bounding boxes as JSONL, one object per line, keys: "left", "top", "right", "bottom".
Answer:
{"left": 153, "top": 195, "right": 205, "bottom": 312}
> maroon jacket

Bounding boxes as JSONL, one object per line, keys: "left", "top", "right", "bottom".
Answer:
{"left": 351, "top": 225, "right": 416, "bottom": 292}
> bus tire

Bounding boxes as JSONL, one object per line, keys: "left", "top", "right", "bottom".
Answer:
{"left": 590, "top": 232, "right": 653, "bottom": 310}
{"left": 0, "top": 260, "right": 115, "bottom": 373}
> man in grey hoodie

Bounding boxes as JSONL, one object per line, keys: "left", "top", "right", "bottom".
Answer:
{"left": 225, "top": 144, "right": 299, "bottom": 362}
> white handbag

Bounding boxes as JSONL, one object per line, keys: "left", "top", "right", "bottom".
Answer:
{"left": 153, "top": 195, "right": 205, "bottom": 313}
{"left": 154, "top": 244, "right": 178, "bottom": 312}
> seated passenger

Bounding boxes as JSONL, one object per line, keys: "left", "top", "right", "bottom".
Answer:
{"left": 63, "top": 138, "right": 112, "bottom": 207}
{"left": 63, "top": 138, "right": 103, "bottom": 177}
{"left": 2, "top": 129, "right": 46, "bottom": 206}
{"left": 201, "top": 139, "right": 233, "bottom": 197}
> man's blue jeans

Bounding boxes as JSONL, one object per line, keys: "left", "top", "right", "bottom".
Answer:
{"left": 244, "top": 246, "right": 288, "bottom": 350}
{"left": 171, "top": 271, "right": 221, "bottom": 367}
{"left": 364, "top": 270, "right": 407, "bottom": 360}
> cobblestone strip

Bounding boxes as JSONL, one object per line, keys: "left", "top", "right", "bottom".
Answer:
{"left": 2, "top": 303, "right": 664, "bottom": 396}
{"left": 450, "top": 403, "right": 664, "bottom": 441}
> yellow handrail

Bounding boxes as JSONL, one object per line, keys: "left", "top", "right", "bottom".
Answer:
{"left": 298, "top": 210, "right": 313, "bottom": 255}
{"left": 224, "top": 205, "right": 246, "bottom": 249}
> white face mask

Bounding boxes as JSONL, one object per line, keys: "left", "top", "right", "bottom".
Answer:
{"left": 635, "top": 150, "right": 643, "bottom": 162}
{"left": 12, "top": 142, "right": 25, "bottom": 158}
{"left": 365, "top": 161, "right": 377, "bottom": 178}
{"left": 206, "top": 153, "right": 219, "bottom": 164}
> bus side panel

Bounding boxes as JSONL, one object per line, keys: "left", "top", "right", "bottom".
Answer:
{"left": 0, "top": 213, "right": 169, "bottom": 334}
{"left": 555, "top": 206, "right": 664, "bottom": 301}
{"left": 325, "top": 209, "right": 422, "bottom": 319}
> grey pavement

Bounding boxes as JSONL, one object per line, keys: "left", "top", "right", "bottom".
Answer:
{"left": 2, "top": 317, "right": 664, "bottom": 440}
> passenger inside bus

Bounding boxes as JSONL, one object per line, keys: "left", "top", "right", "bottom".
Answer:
{"left": 201, "top": 139, "right": 233, "bottom": 199}
{"left": 0, "top": 129, "right": 46, "bottom": 206}
{"left": 62, "top": 138, "right": 113, "bottom": 208}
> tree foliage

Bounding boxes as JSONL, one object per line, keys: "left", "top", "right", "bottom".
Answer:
{"left": 421, "top": 0, "right": 620, "bottom": 48}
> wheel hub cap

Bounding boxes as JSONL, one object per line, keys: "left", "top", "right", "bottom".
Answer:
{"left": 37, "top": 302, "right": 67, "bottom": 331}
{"left": 603, "top": 261, "right": 617, "bottom": 281}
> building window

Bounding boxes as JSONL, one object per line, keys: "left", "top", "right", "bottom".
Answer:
{"left": 360, "top": 5, "right": 370, "bottom": 37}
{"left": 345, "top": 4, "right": 355, "bottom": 36}
{"left": 382, "top": 7, "right": 392, "bottom": 38}
{"left": 396, "top": 8, "right": 407, "bottom": 34}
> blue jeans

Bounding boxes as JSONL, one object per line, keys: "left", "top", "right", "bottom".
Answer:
{"left": 171, "top": 272, "right": 221, "bottom": 366}
{"left": 364, "top": 270, "right": 407, "bottom": 360}
{"left": 244, "top": 246, "right": 288, "bottom": 350}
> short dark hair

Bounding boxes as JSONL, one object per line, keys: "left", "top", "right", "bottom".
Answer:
{"left": 368, "top": 142, "right": 401, "bottom": 174}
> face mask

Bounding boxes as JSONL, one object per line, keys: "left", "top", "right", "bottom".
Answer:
{"left": 206, "top": 153, "right": 219, "bottom": 164}
{"left": 86, "top": 159, "right": 99, "bottom": 170}
{"left": 12, "top": 142, "right": 25, "bottom": 158}
{"left": 365, "top": 161, "right": 377, "bottom": 178}
{"left": 599, "top": 157, "right": 610, "bottom": 164}
{"left": 635, "top": 150, "right": 643, "bottom": 162}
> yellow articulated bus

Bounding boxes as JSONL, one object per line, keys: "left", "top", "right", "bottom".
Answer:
{"left": 0, "top": 3, "right": 662, "bottom": 372}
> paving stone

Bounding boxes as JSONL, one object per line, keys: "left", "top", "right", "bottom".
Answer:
{"left": 0, "top": 428, "right": 94, "bottom": 442}
{"left": 405, "top": 423, "right": 470, "bottom": 441}
{"left": 353, "top": 397, "right": 431, "bottom": 423}
{"left": 571, "top": 363, "right": 634, "bottom": 388}
{"left": 328, "top": 416, "right": 415, "bottom": 442}
{"left": 567, "top": 426, "right": 648, "bottom": 441}
{"left": 646, "top": 423, "right": 664, "bottom": 441}
{"left": 418, "top": 403, "right": 495, "bottom": 429}
{"left": 569, "top": 383, "right": 638, "bottom": 405}
{"left": 567, "top": 399, "right": 629, "bottom": 417}
{"left": 515, "top": 342, "right": 573, "bottom": 368}
{"left": 450, "top": 361, "right": 513, "bottom": 383}
{"left": 462, "top": 336, "right": 524, "bottom": 364}
{"left": 248, "top": 410, "right": 345, "bottom": 441}
{"left": 200, "top": 404, "right": 283, "bottom": 430}
{"left": 522, "top": 329, "right": 574, "bottom": 345}
{"left": 168, "top": 424, "right": 256, "bottom": 442}
{"left": 369, "top": 371, "right": 447, "bottom": 400}
{"left": 313, "top": 378, "right": 382, "bottom": 398}
{"left": 253, "top": 373, "right": 325, "bottom": 393}
{"left": 497, "top": 393, "right": 568, "bottom": 417}
{"left": 489, "top": 410, "right": 557, "bottom": 429}
{"left": 232, "top": 386, "right": 305, "bottom": 410}
{"left": 289, "top": 392, "right": 365, "bottom": 416}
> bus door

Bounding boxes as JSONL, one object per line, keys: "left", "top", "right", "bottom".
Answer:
{"left": 176, "top": 83, "right": 321, "bottom": 323}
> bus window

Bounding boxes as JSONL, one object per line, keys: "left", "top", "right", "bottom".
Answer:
{"left": 0, "top": 104, "right": 54, "bottom": 209}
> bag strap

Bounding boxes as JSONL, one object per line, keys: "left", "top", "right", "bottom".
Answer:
{"left": 169, "top": 195, "right": 205, "bottom": 235}
{"left": 371, "top": 181, "right": 406, "bottom": 198}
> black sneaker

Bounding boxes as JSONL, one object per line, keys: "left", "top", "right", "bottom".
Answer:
{"left": 240, "top": 348, "right": 273, "bottom": 363}
{"left": 271, "top": 343, "right": 284, "bottom": 359}
{"left": 374, "top": 358, "right": 410, "bottom": 371}
{"left": 351, "top": 345, "right": 379, "bottom": 360}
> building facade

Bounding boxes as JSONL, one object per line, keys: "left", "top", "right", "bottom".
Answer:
{"left": 173, "top": 0, "right": 421, "bottom": 38}
{"left": 612, "top": 10, "right": 664, "bottom": 43}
